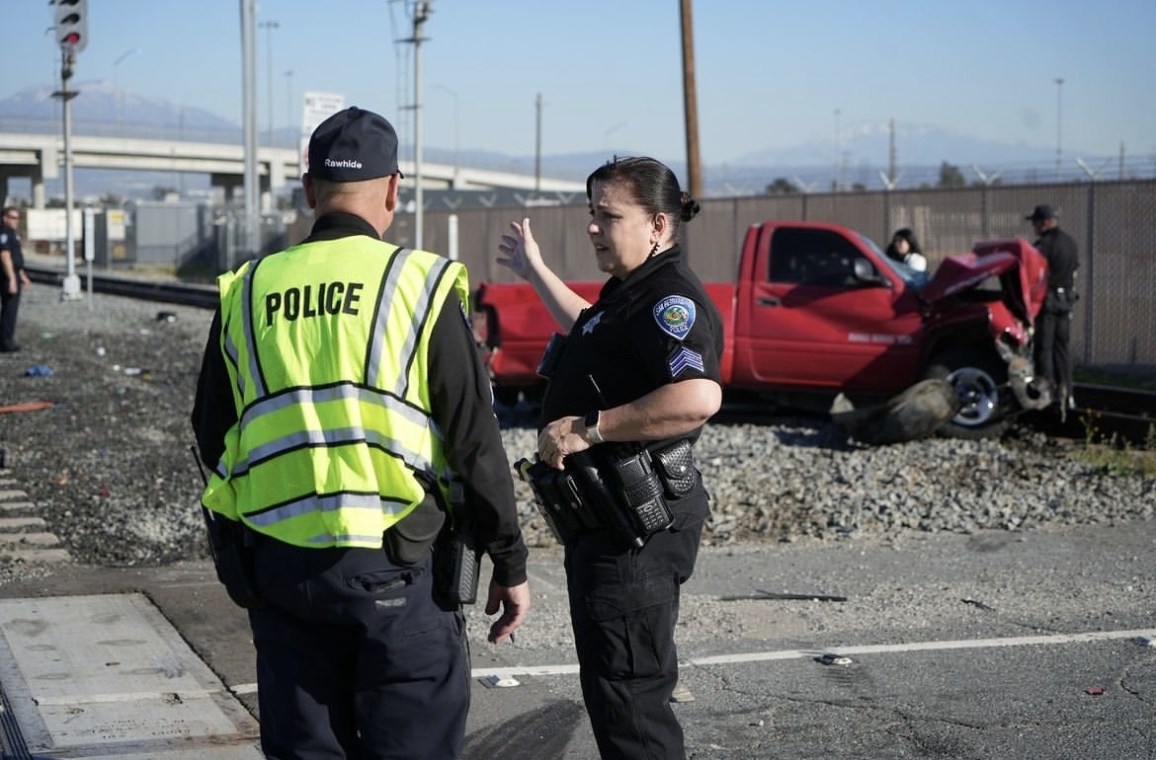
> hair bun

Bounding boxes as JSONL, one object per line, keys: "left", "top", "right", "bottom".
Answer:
{"left": 679, "top": 193, "right": 700, "bottom": 222}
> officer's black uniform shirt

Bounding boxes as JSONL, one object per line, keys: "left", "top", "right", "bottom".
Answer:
{"left": 1035, "top": 227, "right": 1079, "bottom": 291}
{"left": 540, "top": 245, "right": 723, "bottom": 520}
{"left": 0, "top": 223, "right": 24, "bottom": 286}
{"left": 191, "top": 212, "right": 527, "bottom": 586}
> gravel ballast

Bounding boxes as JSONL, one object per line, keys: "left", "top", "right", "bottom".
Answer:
{"left": 0, "top": 283, "right": 1152, "bottom": 585}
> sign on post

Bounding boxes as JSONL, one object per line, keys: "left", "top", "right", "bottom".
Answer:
{"left": 299, "top": 92, "right": 345, "bottom": 173}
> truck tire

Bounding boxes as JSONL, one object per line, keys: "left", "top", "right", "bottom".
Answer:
{"left": 923, "top": 347, "right": 1010, "bottom": 439}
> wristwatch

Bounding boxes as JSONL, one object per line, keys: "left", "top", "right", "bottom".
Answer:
{"left": 583, "top": 410, "right": 605, "bottom": 444}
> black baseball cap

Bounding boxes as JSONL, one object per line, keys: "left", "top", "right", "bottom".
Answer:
{"left": 306, "top": 107, "right": 403, "bottom": 182}
{"left": 1025, "top": 204, "right": 1057, "bottom": 221}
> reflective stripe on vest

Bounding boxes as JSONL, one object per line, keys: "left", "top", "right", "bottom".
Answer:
{"left": 200, "top": 236, "right": 471, "bottom": 548}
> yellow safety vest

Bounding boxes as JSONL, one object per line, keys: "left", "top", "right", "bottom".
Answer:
{"left": 200, "top": 235, "right": 471, "bottom": 549}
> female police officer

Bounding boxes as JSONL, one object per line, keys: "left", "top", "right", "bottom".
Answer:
{"left": 498, "top": 156, "right": 722, "bottom": 760}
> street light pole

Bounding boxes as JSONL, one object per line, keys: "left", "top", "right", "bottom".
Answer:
{"left": 240, "top": 0, "right": 260, "bottom": 261}
{"left": 259, "top": 20, "right": 279, "bottom": 149}
{"left": 433, "top": 85, "right": 459, "bottom": 182}
{"left": 833, "top": 108, "right": 842, "bottom": 191}
{"left": 1055, "top": 77, "right": 1064, "bottom": 181}
{"left": 285, "top": 70, "right": 294, "bottom": 151}
{"left": 112, "top": 47, "right": 139, "bottom": 132}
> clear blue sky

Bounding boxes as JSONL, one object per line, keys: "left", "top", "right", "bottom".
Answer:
{"left": 8, "top": 1, "right": 1155, "bottom": 165}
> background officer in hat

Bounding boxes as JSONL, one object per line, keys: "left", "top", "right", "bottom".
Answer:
{"left": 192, "top": 106, "right": 530, "bottom": 759}
{"left": 0, "top": 207, "right": 31, "bottom": 353}
{"left": 1026, "top": 204, "right": 1080, "bottom": 412}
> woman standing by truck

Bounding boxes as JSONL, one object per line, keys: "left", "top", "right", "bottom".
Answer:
{"left": 497, "top": 156, "right": 722, "bottom": 759}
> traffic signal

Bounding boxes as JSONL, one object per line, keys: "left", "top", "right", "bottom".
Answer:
{"left": 54, "top": 0, "right": 88, "bottom": 54}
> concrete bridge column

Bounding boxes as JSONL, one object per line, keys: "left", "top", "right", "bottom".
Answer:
{"left": 211, "top": 173, "right": 244, "bottom": 204}
{"left": 32, "top": 177, "right": 46, "bottom": 209}
{"left": 0, "top": 175, "right": 9, "bottom": 207}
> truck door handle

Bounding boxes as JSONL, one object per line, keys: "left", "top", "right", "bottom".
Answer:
{"left": 756, "top": 296, "right": 780, "bottom": 307}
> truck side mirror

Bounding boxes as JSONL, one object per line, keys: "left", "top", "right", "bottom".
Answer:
{"left": 853, "top": 258, "right": 888, "bottom": 286}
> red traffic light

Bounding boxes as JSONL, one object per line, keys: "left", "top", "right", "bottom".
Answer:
{"left": 53, "top": 0, "right": 88, "bottom": 53}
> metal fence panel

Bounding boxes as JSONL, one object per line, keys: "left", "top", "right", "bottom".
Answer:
{"left": 358, "top": 178, "right": 1156, "bottom": 372}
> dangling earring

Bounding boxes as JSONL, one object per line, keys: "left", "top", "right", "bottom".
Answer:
{"left": 649, "top": 240, "right": 659, "bottom": 257}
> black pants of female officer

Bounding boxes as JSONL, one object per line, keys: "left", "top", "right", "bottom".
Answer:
{"left": 246, "top": 539, "right": 470, "bottom": 760}
{"left": 565, "top": 519, "right": 704, "bottom": 760}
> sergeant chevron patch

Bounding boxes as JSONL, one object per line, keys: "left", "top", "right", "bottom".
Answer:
{"left": 668, "top": 346, "right": 705, "bottom": 378}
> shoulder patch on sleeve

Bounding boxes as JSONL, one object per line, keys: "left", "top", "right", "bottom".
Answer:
{"left": 652, "top": 295, "right": 696, "bottom": 341}
{"left": 0, "top": 233, "right": 8, "bottom": 245}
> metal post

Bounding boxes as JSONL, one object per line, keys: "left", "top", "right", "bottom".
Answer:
{"left": 833, "top": 108, "right": 841, "bottom": 191}
{"left": 260, "top": 21, "right": 279, "bottom": 148}
{"left": 412, "top": 2, "right": 430, "bottom": 250}
{"left": 434, "top": 85, "right": 459, "bottom": 184}
{"left": 58, "top": 48, "right": 81, "bottom": 300}
{"left": 240, "top": 0, "right": 260, "bottom": 261}
{"left": 285, "top": 70, "right": 294, "bottom": 150}
{"left": 534, "top": 93, "right": 542, "bottom": 194}
{"left": 1055, "top": 77, "right": 1064, "bottom": 181}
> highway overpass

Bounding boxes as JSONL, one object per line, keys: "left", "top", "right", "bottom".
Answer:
{"left": 0, "top": 131, "right": 585, "bottom": 208}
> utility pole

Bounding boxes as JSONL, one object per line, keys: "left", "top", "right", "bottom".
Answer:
{"left": 534, "top": 93, "right": 543, "bottom": 193}
{"left": 407, "top": 1, "right": 431, "bottom": 250}
{"left": 679, "top": 0, "right": 702, "bottom": 199}
{"left": 240, "top": 0, "right": 260, "bottom": 261}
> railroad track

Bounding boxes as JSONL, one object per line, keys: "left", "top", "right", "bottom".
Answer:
{"left": 25, "top": 265, "right": 218, "bottom": 309}
{"left": 24, "top": 265, "right": 1156, "bottom": 446}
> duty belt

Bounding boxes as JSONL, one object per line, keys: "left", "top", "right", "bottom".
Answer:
{"left": 516, "top": 439, "right": 697, "bottom": 548}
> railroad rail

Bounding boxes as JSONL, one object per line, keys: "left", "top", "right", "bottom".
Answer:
{"left": 25, "top": 265, "right": 218, "bottom": 309}
{"left": 24, "top": 265, "right": 1156, "bottom": 446}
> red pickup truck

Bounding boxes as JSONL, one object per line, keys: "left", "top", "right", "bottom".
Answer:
{"left": 472, "top": 221, "right": 1053, "bottom": 438}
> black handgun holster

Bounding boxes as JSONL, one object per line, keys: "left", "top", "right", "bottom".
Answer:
{"left": 203, "top": 508, "right": 261, "bottom": 609}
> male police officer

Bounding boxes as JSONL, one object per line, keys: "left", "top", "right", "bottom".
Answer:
{"left": 1026, "top": 204, "right": 1079, "bottom": 412}
{"left": 192, "top": 107, "right": 530, "bottom": 760}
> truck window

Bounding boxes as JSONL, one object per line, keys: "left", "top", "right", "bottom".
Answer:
{"left": 769, "top": 227, "right": 865, "bottom": 287}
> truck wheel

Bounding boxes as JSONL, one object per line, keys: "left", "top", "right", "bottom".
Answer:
{"left": 923, "top": 348, "right": 1009, "bottom": 439}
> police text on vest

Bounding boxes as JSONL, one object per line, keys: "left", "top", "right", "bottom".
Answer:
{"left": 265, "top": 282, "right": 363, "bottom": 325}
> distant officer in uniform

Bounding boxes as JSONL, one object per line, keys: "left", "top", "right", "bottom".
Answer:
{"left": 0, "top": 207, "right": 31, "bottom": 353}
{"left": 497, "top": 156, "right": 723, "bottom": 759}
{"left": 191, "top": 107, "right": 530, "bottom": 760}
{"left": 1026, "top": 204, "right": 1079, "bottom": 411}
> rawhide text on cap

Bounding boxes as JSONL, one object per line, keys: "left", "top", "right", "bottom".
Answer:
{"left": 307, "top": 107, "right": 402, "bottom": 182}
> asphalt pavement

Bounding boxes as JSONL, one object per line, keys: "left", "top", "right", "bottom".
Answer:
{"left": 1, "top": 521, "right": 1154, "bottom": 759}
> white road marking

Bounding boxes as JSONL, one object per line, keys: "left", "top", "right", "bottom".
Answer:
{"left": 227, "top": 626, "right": 1156, "bottom": 694}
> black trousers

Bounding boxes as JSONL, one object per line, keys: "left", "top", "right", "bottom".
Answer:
{"left": 564, "top": 519, "right": 704, "bottom": 760}
{"left": 247, "top": 541, "right": 470, "bottom": 760}
{"left": 0, "top": 285, "right": 20, "bottom": 350}
{"left": 1035, "top": 306, "right": 1072, "bottom": 400}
